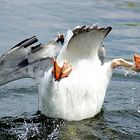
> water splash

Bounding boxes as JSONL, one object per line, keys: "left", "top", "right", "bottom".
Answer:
{"left": 130, "top": 87, "right": 136, "bottom": 104}
{"left": 15, "top": 119, "right": 39, "bottom": 140}
{"left": 121, "top": 69, "right": 137, "bottom": 105}
{"left": 47, "top": 127, "right": 59, "bottom": 140}
{"left": 121, "top": 68, "right": 137, "bottom": 77}
{"left": 3, "top": 113, "right": 66, "bottom": 140}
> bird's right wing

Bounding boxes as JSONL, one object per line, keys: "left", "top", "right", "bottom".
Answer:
{"left": 57, "top": 25, "right": 112, "bottom": 64}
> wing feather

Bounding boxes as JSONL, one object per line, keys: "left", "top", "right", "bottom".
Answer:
{"left": 0, "top": 36, "right": 62, "bottom": 85}
{"left": 0, "top": 25, "right": 112, "bottom": 86}
{"left": 57, "top": 25, "right": 112, "bottom": 63}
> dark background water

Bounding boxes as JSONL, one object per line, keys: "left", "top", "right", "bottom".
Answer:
{"left": 0, "top": 0, "right": 140, "bottom": 139}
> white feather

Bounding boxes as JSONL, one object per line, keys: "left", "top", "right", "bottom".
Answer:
{"left": 40, "top": 26, "right": 113, "bottom": 120}
{"left": 0, "top": 25, "right": 116, "bottom": 121}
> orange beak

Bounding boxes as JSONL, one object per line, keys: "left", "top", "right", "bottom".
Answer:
{"left": 134, "top": 54, "right": 140, "bottom": 69}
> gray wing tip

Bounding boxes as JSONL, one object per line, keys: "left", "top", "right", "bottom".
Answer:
{"left": 72, "top": 25, "right": 112, "bottom": 38}
{"left": 10, "top": 35, "right": 38, "bottom": 51}
{"left": 104, "top": 26, "right": 112, "bottom": 38}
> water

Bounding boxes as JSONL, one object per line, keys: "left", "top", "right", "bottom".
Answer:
{"left": 0, "top": 0, "right": 140, "bottom": 139}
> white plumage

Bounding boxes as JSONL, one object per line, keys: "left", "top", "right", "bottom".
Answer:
{"left": 0, "top": 25, "right": 138, "bottom": 121}
{"left": 39, "top": 26, "right": 112, "bottom": 120}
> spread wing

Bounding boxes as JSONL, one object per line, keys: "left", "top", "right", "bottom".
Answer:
{"left": 0, "top": 36, "right": 62, "bottom": 85}
{"left": 57, "top": 25, "right": 112, "bottom": 65}
{"left": 0, "top": 25, "right": 111, "bottom": 86}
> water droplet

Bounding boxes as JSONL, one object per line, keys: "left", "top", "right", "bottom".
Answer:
{"left": 121, "top": 68, "right": 137, "bottom": 76}
{"left": 130, "top": 87, "right": 136, "bottom": 104}
{"left": 130, "top": 98, "right": 134, "bottom": 104}
{"left": 138, "top": 106, "right": 140, "bottom": 113}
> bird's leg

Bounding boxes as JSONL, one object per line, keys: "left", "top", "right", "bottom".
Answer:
{"left": 111, "top": 54, "right": 140, "bottom": 72}
{"left": 52, "top": 58, "right": 72, "bottom": 81}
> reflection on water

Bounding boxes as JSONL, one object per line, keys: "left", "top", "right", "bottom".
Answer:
{"left": 0, "top": 0, "right": 140, "bottom": 139}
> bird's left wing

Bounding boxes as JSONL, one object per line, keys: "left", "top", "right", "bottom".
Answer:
{"left": 0, "top": 36, "right": 62, "bottom": 85}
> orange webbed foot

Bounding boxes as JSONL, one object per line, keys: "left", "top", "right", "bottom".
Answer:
{"left": 134, "top": 54, "right": 140, "bottom": 70}
{"left": 52, "top": 58, "right": 72, "bottom": 81}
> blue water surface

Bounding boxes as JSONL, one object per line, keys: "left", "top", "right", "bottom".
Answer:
{"left": 0, "top": 0, "right": 140, "bottom": 139}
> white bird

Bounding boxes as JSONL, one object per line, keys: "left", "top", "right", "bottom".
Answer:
{"left": 0, "top": 25, "right": 140, "bottom": 121}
